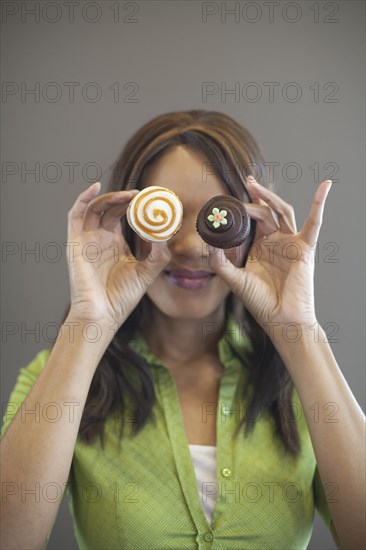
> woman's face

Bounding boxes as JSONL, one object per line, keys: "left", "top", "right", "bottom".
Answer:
{"left": 135, "top": 146, "right": 246, "bottom": 320}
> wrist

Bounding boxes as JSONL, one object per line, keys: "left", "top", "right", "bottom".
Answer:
{"left": 265, "top": 319, "right": 326, "bottom": 358}
{"left": 62, "top": 314, "right": 118, "bottom": 348}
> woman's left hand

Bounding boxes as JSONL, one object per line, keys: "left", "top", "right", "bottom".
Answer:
{"left": 208, "top": 176, "right": 332, "bottom": 343}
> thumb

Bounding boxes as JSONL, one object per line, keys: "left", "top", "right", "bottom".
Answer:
{"left": 138, "top": 241, "right": 172, "bottom": 285}
{"left": 207, "top": 245, "right": 247, "bottom": 296}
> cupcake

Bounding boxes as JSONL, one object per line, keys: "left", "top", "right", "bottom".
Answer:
{"left": 127, "top": 186, "right": 183, "bottom": 242}
{"left": 196, "top": 195, "right": 250, "bottom": 249}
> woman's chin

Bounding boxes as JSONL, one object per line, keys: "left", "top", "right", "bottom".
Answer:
{"left": 146, "top": 294, "right": 227, "bottom": 321}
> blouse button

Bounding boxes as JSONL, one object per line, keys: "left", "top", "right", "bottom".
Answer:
{"left": 221, "top": 467, "right": 232, "bottom": 477}
{"left": 204, "top": 533, "right": 213, "bottom": 542}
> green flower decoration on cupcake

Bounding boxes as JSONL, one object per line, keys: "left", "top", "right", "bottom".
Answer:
{"left": 207, "top": 207, "right": 228, "bottom": 229}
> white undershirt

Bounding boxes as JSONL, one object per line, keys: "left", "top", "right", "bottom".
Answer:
{"left": 188, "top": 444, "right": 217, "bottom": 525}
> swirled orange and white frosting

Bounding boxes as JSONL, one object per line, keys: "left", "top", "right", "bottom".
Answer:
{"left": 127, "top": 186, "right": 183, "bottom": 242}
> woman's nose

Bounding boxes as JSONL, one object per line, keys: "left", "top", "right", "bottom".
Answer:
{"left": 168, "top": 214, "right": 207, "bottom": 261}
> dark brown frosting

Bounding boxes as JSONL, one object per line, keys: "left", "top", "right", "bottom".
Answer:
{"left": 196, "top": 195, "right": 250, "bottom": 249}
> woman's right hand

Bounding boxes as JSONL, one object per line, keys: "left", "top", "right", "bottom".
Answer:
{"left": 65, "top": 181, "right": 171, "bottom": 330}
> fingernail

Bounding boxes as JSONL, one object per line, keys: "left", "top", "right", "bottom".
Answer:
{"left": 319, "top": 180, "right": 332, "bottom": 201}
{"left": 85, "top": 181, "right": 101, "bottom": 193}
{"left": 247, "top": 175, "right": 259, "bottom": 186}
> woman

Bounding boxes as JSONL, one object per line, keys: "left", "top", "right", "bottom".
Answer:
{"left": 1, "top": 110, "right": 364, "bottom": 549}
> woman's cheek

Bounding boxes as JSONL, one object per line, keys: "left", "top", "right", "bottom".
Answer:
{"left": 135, "top": 235, "right": 246, "bottom": 268}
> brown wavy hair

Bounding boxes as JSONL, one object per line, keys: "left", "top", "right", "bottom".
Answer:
{"left": 59, "top": 110, "right": 301, "bottom": 456}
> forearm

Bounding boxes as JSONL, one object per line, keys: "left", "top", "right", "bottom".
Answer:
{"left": 273, "top": 326, "right": 366, "bottom": 550}
{"left": 0, "top": 315, "right": 113, "bottom": 550}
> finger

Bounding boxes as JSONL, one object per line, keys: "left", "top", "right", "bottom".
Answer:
{"left": 300, "top": 180, "right": 332, "bottom": 245}
{"left": 68, "top": 182, "right": 102, "bottom": 234}
{"left": 137, "top": 241, "right": 172, "bottom": 287}
{"left": 100, "top": 201, "right": 131, "bottom": 233}
{"left": 206, "top": 245, "right": 249, "bottom": 296}
{"left": 83, "top": 190, "right": 139, "bottom": 232}
{"left": 247, "top": 176, "right": 297, "bottom": 233}
{"left": 251, "top": 195, "right": 280, "bottom": 225}
{"left": 245, "top": 203, "right": 280, "bottom": 240}
{"left": 251, "top": 196, "right": 266, "bottom": 206}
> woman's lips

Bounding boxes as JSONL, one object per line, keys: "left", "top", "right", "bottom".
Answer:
{"left": 165, "top": 269, "right": 215, "bottom": 290}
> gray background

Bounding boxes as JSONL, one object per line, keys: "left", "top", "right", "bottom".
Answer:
{"left": 1, "top": 1, "right": 365, "bottom": 549}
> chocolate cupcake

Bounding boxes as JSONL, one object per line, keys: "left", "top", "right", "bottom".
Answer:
{"left": 196, "top": 195, "right": 250, "bottom": 249}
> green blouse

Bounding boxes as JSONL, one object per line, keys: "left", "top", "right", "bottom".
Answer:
{"left": 1, "top": 319, "right": 332, "bottom": 549}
